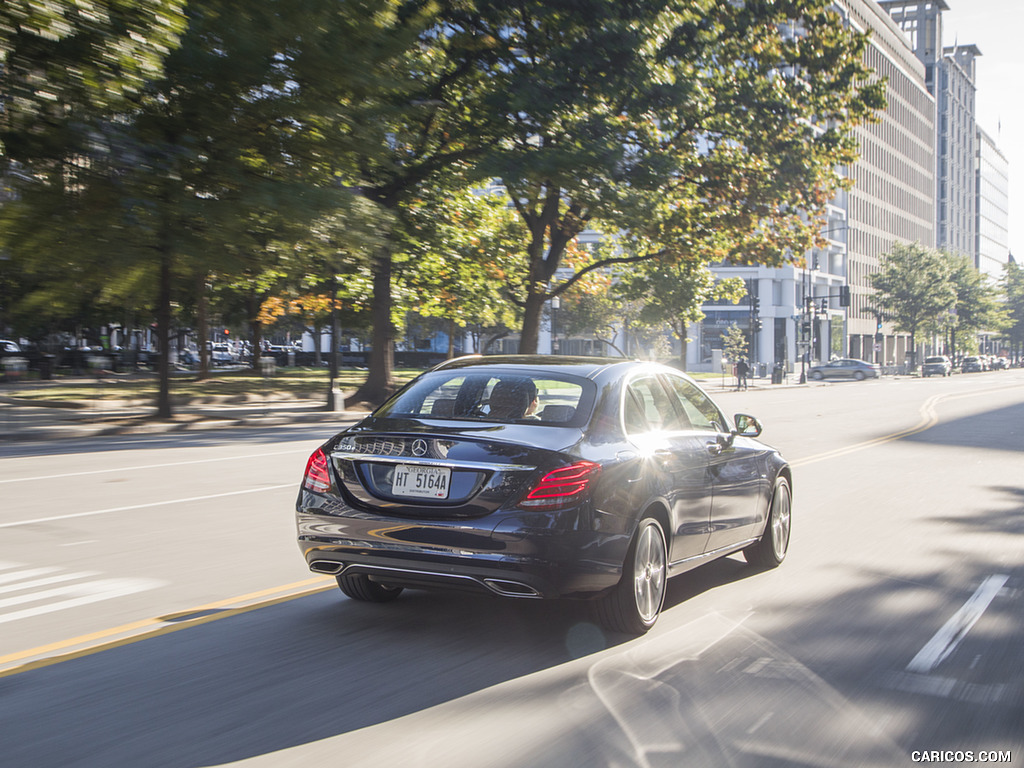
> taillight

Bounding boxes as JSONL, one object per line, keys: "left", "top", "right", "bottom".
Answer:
{"left": 519, "top": 461, "right": 601, "bottom": 510}
{"left": 303, "top": 448, "right": 332, "bottom": 493}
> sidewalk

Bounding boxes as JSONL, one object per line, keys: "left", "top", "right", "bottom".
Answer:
{"left": 0, "top": 391, "right": 368, "bottom": 443}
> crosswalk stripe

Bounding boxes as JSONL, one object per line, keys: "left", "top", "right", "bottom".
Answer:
{"left": 0, "top": 578, "right": 162, "bottom": 625}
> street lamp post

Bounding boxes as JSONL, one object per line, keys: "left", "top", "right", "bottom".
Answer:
{"left": 550, "top": 295, "right": 560, "bottom": 355}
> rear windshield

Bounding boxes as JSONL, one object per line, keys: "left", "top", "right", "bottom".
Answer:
{"left": 376, "top": 370, "right": 594, "bottom": 426}
{"left": 925, "top": 357, "right": 945, "bottom": 363}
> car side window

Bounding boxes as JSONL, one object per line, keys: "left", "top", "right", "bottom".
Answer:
{"left": 661, "top": 374, "right": 727, "bottom": 432}
{"left": 625, "top": 376, "right": 681, "bottom": 434}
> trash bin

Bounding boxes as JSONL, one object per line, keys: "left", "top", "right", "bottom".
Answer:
{"left": 2, "top": 356, "right": 28, "bottom": 382}
{"left": 38, "top": 354, "right": 54, "bottom": 380}
{"left": 259, "top": 357, "right": 276, "bottom": 377}
{"left": 771, "top": 363, "right": 784, "bottom": 385}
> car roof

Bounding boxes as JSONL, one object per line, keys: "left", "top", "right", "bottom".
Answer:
{"left": 430, "top": 354, "right": 675, "bottom": 382}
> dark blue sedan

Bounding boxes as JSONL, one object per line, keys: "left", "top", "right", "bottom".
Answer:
{"left": 296, "top": 356, "right": 792, "bottom": 634}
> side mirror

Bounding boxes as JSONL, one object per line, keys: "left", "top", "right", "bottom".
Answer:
{"left": 732, "top": 413, "right": 763, "bottom": 438}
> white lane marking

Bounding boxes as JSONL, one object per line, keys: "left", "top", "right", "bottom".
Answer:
{"left": 0, "top": 571, "right": 100, "bottom": 595}
{"left": 0, "top": 448, "right": 307, "bottom": 485}
{"left": 906, "top": 574, "right": 1009, "bottom": 673}
{"left": 0, "top": 484, "right": 294, "bottom": 529}
{"left": 0, "top": 567, "right": 61, "bottom": 585}
{"left": 0, "top": 578, "right": 162, "bottom": 625}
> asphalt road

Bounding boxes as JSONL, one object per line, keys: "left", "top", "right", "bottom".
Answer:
{"left": 1, "top": 371, "right": 1022, "bottom": 768}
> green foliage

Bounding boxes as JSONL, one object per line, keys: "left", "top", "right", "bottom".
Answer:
{"left": 614, "top": 257, "right": 746, "bottom": 367}
{"left": 0, "top": 0, "right": 187, "bottom": 157}
{"left": 400, "top": 186, "right": 525, "bottom": 337}
{"left": 869, "top": 242, "right": 956, "bottom": 366}
{"left": 722, "top": 324, "right": 748, "bottom": 363}
{"left": 943, "top": 254, "right": 1007, "bottom": 341}
{"left": 1, "top": 0, "right": 887, "bottom": 401}
{"left": 1003, "top": 261, "right": 1024, "bottom": 355}
{"left": 473, "top": 0, "right": 885, "bottom": 351}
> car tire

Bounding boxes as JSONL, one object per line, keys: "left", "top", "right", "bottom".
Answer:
{"left": 811, "top": 371, "right": 824, "bottom": 381}
{"left": 336, "top": 573, "right": 404, "bottom": 603}
{"left": 743, "top": 477, "right": 792, "bottom": 569}
{"left": 854, "top": 371, "right": 866, "bottom": 380}
{"left": 595, "top": 516, "right": 667, "bottom": 635}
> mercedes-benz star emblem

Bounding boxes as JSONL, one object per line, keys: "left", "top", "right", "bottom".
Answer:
{"left": 411, "top": 439, "right": 429, "bottom": 457}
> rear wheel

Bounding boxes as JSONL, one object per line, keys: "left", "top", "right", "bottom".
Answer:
{"left": 337, "top": 573, "right": 404, "bottom": 602}
{"left": 595, "top": 517, "right": 667, "bottom": 634}
{"left": 744, "top": 477, "right": 791, "bottom": 568}
{"left": 854, "top": 370, "right": 866, "bottom": 381}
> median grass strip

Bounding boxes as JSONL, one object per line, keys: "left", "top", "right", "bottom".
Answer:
{"left": 2, "top": 367, "right": 423, "bottom": 407}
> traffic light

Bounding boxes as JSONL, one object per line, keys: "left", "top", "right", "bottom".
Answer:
{"left": 820, "top": 298, "right": 828, "bottom": 311}
{"left": 753, "top": 297, "right": 760, "bottom": 314}
{"left": 839, "top": 285, "right": 851, "bottom": 307}
{"left": 753, "top": 318, "right": 762, "bottom": 332}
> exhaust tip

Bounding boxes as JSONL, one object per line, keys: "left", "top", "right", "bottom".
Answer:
{"left": 309, "top": 560, "right": 344, "bottom": 575}
{"left": 483, "top": 578, "right": 541, "bottom": 598}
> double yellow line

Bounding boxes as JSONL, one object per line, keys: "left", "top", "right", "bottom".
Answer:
{"left": 790, "top": 393, "right": 942, "bottom": 468}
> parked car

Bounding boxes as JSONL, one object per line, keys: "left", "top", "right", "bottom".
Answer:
{"left": 991, "top": 356, "right": 1009, "bottom": 370}
{"left": 295, "top": 356, "right": 792, "bottom": 634}
{"left": 961, "top": 356, "right": 984, "bottom": 373}
{"left": 210, "top": 343, "right": 235, "bottom": 365}
{"left": 807, "top": 358, "right": 881, "bottom": 381}
{"left": 922, "top": 355, "right": 952, "bottom": 377}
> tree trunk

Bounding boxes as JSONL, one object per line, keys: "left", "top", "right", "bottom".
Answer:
{"left": 354, "top": 249, "right": 394, "bottom": 404}
{"left": 678, "top": 321, "right": 688, "bottom": 370}
{"left": 518, "top": 289, "right": 547, "bottom": 355}
{"left": 447, "top": 319, "right": 456, "bottom": 359}
{"left": 156, "top": 248, "right": 172, "bottom": 419}
{"left": 196, "top": 271, "right": 210, "bottom": 380}
{"left": 327, "top": 280, "right": 340, "bottom": 409}
{"left": 249, "top": 292, "right": 263, "bottom": 370}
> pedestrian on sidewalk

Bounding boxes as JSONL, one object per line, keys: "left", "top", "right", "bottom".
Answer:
{"left": 736, "top": 357, "right": 750, "bottom": 390}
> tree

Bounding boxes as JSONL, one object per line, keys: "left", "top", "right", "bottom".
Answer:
{"left": 941, "top": 254, "right": 1006, "bottom": 361}
{"left": 1, "top": 0, "right": 187, "bottom": 159}
{"left": 478, "top": 0, "right": 884, "bottom": 353}
{"left": 1001, "top": 260, "right": 1024, "bottom": 364}
{"left": 869, "top": 242, "right": 955, "bottom": 370}
{"left": 286, "top": 2, "right": 517, "bottom": 403}
{"left": 722, "top": 323, "right": 748, "bottom": 366}
{"left": 615, "top": 259, "right": 746, "bottom": 369}
{"left": 400, "top": 186, "right": 526, "bottom": 358}
{"left": 2, "top": 1, "right": 383, "bottom": 416}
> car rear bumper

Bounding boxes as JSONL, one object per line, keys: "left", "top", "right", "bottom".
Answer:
{"left": 296, "top": 505, "right": 629, "bottom": 600}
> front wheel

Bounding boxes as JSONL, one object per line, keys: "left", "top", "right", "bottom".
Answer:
{"left": 595, "top": 516, "right": 668, "bottom": 634}
{"left": 337, "top": 572, "right": 404, "bottom": 602}
{"left": 744, "top": 477, "right": 791, "bottom": 569}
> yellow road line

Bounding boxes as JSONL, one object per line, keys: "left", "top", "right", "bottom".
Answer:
{"left": 790, "top": 382, "right": 1021, "bottom": 468}
{"left": 0, "top": 576, "right": 333, "bottom": 678}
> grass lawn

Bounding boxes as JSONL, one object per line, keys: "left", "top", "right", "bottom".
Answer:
{"left": 2, "top": 367, "right": 423, "bottom": 405}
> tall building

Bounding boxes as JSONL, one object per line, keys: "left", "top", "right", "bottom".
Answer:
{"left": 976, "top": 127, "right": 1010, "bottom": 282}
{"left": 697, "top": 0, "right": 935, "bottom": 372}
{"left": 880, "top": 1, "right": 984, "bottom": 261}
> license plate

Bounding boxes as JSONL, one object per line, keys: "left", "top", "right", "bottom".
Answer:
{"left": 392, "top": 465, "right": 451, "bottom": 499}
